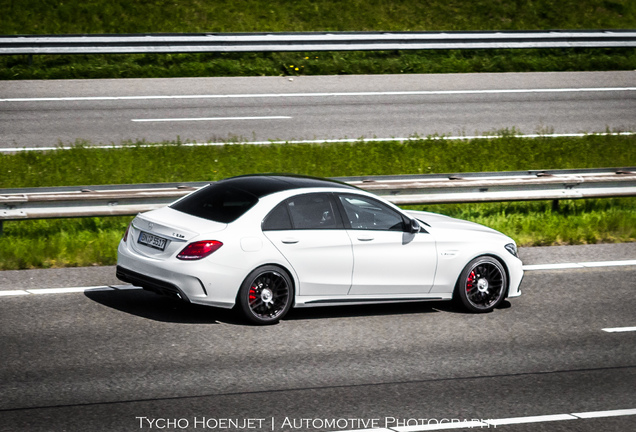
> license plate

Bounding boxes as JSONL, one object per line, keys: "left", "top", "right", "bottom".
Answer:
{"left": 138, "top": 231, "right": 168, "bottom": 251}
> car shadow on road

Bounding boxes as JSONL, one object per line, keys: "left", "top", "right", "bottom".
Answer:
{"left": 84, "top": 288, "right": 243, "bottom": 325}
{"left": 284, "top": 301, "right": 444, "bottom": 321}
{"left": 426, "top": 299, "right": 512, "bottom": 315}
{"left": 85, "top": 288, "right": 442, "bottom": 325}
{"left": 85, "top": 287, "right": 508, "bottom": 325}
{"left": 285, "top": 298, "right": 512, "bottom": 320}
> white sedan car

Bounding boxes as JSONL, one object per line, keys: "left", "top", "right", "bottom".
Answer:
{"left": 117, "top": 175, "right": 523, "bottom": 324}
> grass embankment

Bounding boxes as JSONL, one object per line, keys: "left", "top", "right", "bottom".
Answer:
{"left": 1, "top": 134, "right": 635, "bottom": 270}
{"left": 1, "top": 0, "right": 635, "bottom": 79}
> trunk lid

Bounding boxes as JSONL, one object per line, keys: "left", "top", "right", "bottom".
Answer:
{"left": 129, "top": 207, "right": 227, "bottom": 259}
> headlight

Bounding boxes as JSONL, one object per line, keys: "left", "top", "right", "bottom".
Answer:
{"left": 505, "top": 243, "right": 518, "bottom": 257}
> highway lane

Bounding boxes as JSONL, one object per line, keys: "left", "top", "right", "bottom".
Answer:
{"left": 0, "top": 244, "right": 635, "bottom": 431}
{"left": 1, "top": 71, "right": 635, "bottom": 149}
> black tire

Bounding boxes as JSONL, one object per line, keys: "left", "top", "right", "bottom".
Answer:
{"left": 455, "top": 256, "right": 507, "bottom": 313}
{"left": 238, "top": 266, "right": 293, "bottom": 325}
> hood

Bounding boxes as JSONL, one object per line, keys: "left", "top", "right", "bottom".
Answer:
{"left": 406, "top": 210, "right": 503, "bottom": 236}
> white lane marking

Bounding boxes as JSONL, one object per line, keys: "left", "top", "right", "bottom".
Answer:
{"left": 1, "top": 259, "right": 635, "bottom": 297}
{"left": 131, "top": 115, "right": 292, "bottom": 122}
{"left": 0, "top": 290, "right": 30, "bottom": 297}
{"left": 581, "top": 260, "right": 636, "bottom": 267}
{"left": 485, "top": 414, "right": 577, "bottom": 426}
{"left": 572, "top": 408, "right": 636, "bottom": 418}
{"left": 1, "top": 132, "right": 634, "bottom": 153}
{"left": 523, "top": 259, "right": 636, "bottom": 271}
{"left": 602, "top": 327, "right": 636, "bottom": 333}
{"left": 2, "top": 87, "right": 636, "bottom": 102}
{"left": 392, "top": 421, "right": 487, "bottom": 431}
{"left": 378, "top": 409, "right": 636, "bottom": 431}
{"left": 524, "top": 263, "right": 586, "bottom": 270}
{"left": 335, "top": 429, "right": 393, "bottom": 432}
{"left": 0, "top": 285, "right": 138, "bottom": 297}
{"left": 27, "top": 286, "right": 114, "bottom": 295}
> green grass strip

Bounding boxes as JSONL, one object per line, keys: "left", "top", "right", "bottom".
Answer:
{"left": 2, "top": 0, "right": 635, "bottom": 79}
{"left": 3, "top": 49, "right": 636, "bottom": 80}
{"left": 2, "top": 133, "right": 634, "bottom": 188}
{"left": 1, "top": 134, "right": 635, "bottom": 270}
{"left": 3, "top": 0, "right": 635, "bottom": 34}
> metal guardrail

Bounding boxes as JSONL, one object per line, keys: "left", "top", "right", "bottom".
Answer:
{"left": 2, "top": 30, "right": 636, "bottom": 55}
{"left": 345, "top": 168, "right": 636, "bottom": 205}
{"left": 1, "top": 168, "right": 635, "bottom": 224}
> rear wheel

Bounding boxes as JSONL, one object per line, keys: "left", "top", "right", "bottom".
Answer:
{"left": 456, "top": 256, "right": 507, "bottom": 313}
{"left": 238, "top": 266, "right": 293, "bottom": 325}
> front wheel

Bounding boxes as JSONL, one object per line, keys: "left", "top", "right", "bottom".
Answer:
{"left": 456, "top": 256, "right": 508, "bottom": 313}
{"left": 238, "top": 266, "right": 293, "bottom": 325}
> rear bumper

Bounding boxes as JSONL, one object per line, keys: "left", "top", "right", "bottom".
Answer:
{"left": 116, "top": 265, "right": 190, "bottom": 302}
{"left": 117, "top": 239, "right": 241, "bottom": 309}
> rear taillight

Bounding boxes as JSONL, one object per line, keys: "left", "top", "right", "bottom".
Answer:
{"left": 123, "top": 222, "right": 131, "bottom": 243}
{"left": 177, "top": 241, "right": 223, "bottom": 260}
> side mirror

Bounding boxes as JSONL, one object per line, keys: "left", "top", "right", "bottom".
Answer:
{"left": 409, "top": 218, "right": 421, "bottom": 233}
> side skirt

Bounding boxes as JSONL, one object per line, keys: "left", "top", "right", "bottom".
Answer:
{"left": 295, "top": 294, "right": 452, "bottom": 308}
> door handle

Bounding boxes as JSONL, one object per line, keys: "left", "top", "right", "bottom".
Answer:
{"left": 357, "top": 236, "right": 374, "bottom": 241}
{"left": 281, "top": 238, "right": 299, "bottom": 244}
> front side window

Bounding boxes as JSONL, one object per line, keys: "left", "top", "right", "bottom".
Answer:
{"left": 338, "top": 194, "right": 406, "bottom": 231}
{"left": 263, "top": 193, "right": 342, "bottom": 230}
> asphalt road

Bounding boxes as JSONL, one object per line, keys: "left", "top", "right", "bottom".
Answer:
{"left": 0, "top": 244, "right": 634, "bottom": 431}
{"left": 1, "top": 71, "right": 635, "bottom": 148}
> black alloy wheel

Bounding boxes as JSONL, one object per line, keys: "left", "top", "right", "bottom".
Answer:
{"left": 456, "top": 256, "right": 508, "bottom": 313}
{"left": 239, "top": 266, "right": 293, "bottom": 324}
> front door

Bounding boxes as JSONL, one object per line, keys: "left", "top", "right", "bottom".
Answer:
{"left": 336, "top": 193, "right": 437, "bottom": 295}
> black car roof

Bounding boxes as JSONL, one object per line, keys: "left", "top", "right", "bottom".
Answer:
{"left": 216, "top": 174, "right": 356, "bottom": 198}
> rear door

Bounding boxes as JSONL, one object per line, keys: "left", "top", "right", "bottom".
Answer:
{"left": 262, "top": 193, "right": 354, "bottom": 296}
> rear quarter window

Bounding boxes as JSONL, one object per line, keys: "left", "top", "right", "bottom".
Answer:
{"left": 262, "top": 201, "right": 293, "bottom": 231}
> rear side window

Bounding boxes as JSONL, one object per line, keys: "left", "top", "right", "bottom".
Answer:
{"left": 171, "top": 184, "right": 258, "bottom": 223}
{"left": 262, "top": 193, "right": 343, "bottom": 231}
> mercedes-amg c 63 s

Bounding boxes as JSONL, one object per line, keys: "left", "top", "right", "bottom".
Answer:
{"left": 117, "top": 175, "right": 523, "bottom": 324}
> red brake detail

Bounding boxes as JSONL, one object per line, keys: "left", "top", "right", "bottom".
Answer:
{"left": 467, "top": 270, "right": 475, "bottom": 292}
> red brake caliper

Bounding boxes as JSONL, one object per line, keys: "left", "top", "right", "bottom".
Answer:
{"left": 466, "top": 271, "right": 475, "bottom": 293}
{"left": 249, "top": 286, "right": 257, "bottom": 303}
